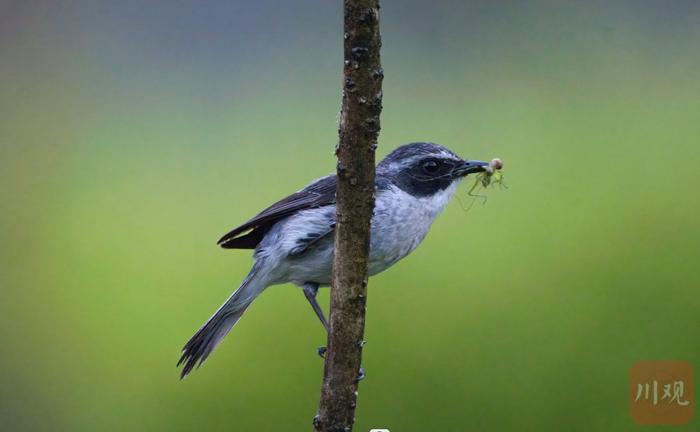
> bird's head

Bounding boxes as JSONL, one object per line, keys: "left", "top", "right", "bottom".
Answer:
{"left": 377, "top": 142, "right": 489, "bottom": 197}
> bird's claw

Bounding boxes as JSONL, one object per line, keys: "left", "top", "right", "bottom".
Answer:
{"left": 317, "top": 347, "right": 364, "bottom": 380}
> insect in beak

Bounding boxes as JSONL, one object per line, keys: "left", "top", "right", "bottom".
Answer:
{"left": 453, "top": 160, "right": 490, "bottom": 178}
{"left": 467, "top": 158, "right": 506, "bottom": 202}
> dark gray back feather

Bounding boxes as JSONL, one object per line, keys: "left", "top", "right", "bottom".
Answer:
{"left": 217, "top": 175, "right": 337, "bottom": 249}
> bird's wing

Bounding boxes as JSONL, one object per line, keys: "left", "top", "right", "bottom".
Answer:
{"left": 217, "top": 174, "right": 337, "bottom": 249}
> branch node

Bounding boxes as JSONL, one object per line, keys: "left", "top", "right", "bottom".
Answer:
{"left": 350, "top": 46, "right": 369, "bottom": 61}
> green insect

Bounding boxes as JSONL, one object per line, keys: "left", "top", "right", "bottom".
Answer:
{"left": 467, "top": 158, "right": 506, "bottom": 202}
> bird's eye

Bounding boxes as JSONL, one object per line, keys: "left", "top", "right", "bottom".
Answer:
{"left": 422, "top": 160, "right": 440, "bottom": 174}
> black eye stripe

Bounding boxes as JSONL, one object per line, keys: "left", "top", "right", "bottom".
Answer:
{"left": 421, "top": 158, "right": 459, "bottom": 175}
{"left": 390, "top": 156, "right": 459, "bottom": 196}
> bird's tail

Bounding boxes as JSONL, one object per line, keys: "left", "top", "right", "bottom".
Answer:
{"left": 178, "top": 263, "right": 267, "bottom": 378}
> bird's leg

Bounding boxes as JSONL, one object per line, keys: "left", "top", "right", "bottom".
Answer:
{"left": 302, "top": 283, "right": 330, "bottom": 358}
{"left": 303, "top": 282, "right": 329, "bottom": 332}
{"left": 302, "top": 282, "right": 365, "bottom": 381}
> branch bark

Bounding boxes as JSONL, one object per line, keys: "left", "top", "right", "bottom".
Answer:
{"left": 314, "top": 1, "right": 382, "bottom": 431}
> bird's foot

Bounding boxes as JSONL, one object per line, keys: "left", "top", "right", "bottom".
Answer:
{"left": 316, "top": 346, "right": 364, "bottom": 380}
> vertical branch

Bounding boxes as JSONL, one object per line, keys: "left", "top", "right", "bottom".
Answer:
{"left": 314, "top": 1, "right": 382, "bottom": 431}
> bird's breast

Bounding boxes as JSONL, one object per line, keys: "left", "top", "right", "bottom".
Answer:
{"left": 269, "top": 181, "right": 460, "bottom": 286}
{"left": 368, "top": 182, "right": 459, "bottom": 274}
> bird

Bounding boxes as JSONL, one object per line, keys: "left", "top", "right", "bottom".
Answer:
{"left": 178, "top": 142, "right": 490, "bottom": 378}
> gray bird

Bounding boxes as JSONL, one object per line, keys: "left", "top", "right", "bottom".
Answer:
{"left": 178, "top": 142, "right": 490, "bottom": 378}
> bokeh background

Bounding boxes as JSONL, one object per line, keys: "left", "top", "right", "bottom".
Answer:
{"left": 2, "top": 1, "right": 699, "bottom": 430}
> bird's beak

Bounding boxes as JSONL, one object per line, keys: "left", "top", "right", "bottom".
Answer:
{"left": 452, "top": 160, "right": 489, "bottom": 178}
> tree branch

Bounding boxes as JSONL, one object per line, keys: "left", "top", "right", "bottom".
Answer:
{"left": 314, "top": 1, "right": 383, "bottom": 431}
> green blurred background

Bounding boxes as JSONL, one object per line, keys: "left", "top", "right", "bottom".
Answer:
{"left": 2, "top": 1, "right": 699, "bottom": 430}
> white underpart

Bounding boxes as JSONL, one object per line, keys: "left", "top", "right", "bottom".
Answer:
{"left": 367, "top": 182, "right": 458, "bottom": 275}
{"left": 257, "top": 181, "right": 460, "bottom": 286}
